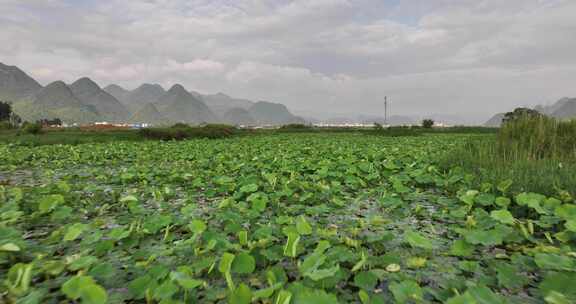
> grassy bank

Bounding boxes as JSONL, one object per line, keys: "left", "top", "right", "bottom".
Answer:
{"left": 441, "top": 116, "right": 576, "bottom": 195}
{"left": 0, "top": 129, "right": 142, "bottom": 146}
{"left": 0, "top": 125, "right": 498, "bottom": 146}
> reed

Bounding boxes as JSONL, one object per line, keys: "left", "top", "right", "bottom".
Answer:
{"left": 441, "top": 116, "right": 576, "bottom": 195}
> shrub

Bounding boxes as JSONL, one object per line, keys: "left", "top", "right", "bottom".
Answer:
{"left": 171, "top": 123, "right": 190, "bottom": 129}
{"left": 277, "top": 123, "right": 314, "bottom": 133}
{"left": 280, "top": 124, "right": 310, "bottom": 129}
{"left": 0, "top": 101, "right": 12, "bottom": 121}
{"left": 22, "top": 122, "right": 43, "bottom": 135}
{"left": 422, "top": 119, "right": 434, "bottom": 128}
{"left": 502, "top": 107, "right": 543, "bottom": 124}
{"left": 140, "top": 124, "right": 237, "bottom": 140}
{"left": 369, "top": 126, "right": 420, "bottom": 137}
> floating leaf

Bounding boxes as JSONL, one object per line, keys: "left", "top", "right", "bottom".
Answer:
{"left": 475, "top": 193, "right": 495, "bottom": 206}
{"left": 188, "top": 219, "right": 207, "bottom": 234}
{"left": 232, "top": 252, "right": 256, "bottom": 274}
{"left": 64, "top": 223, "right": 88, "bottom": 241}
{"left": 406, "top": 257, "right": 427, "bottom": 269}
{"left": 306, "top": 265, "right": 340, "bottom": 281}
{"left": 219, "top": 252, "right": 235, "bottom": 273}
{"left": 490, "top": 209, "right": 515, "bottom": 225}
{"left": 466, "top": 286, "right": 506, "bottom": 304}
{"left": 540, "top": 272, "right": 576, "bottom": 299}
{"left": 62, "top": 276, "right": 107, "bottom": 304}
{"left": 389, "top": 280, "right": 423, "bottom": 304}
{"left": 496, "top": 263, "right": 528, "bottom": 290}
{"left": 516, "top": 192, "right": 547, "bottom": 214}
{"left": 534, "top": 253, "right": 575, "bottom": 271}
{"left": 240, "top": 184, "right": 258, "bottom": 193}
{"left": 463, "top": 229, "right": 503, "bottom": 246}
{"left": 39, "top": 194, "right": 64, "bottom": 213}
{"left": 284, "top": 232, "right": 300, "bottom": 258}
{"left": 293, "top": 288, "right": 339, "bottom": 304}
{"left": 247, "top": 192, "right": 268, "bottom": 212}
{"left": 0, "top": 243, "right": 21, "bottom": 252}
{"left": 404, "top": 230, "right": 435, "bottom": 249}
{"left": 6, "top": 263, "right": 33, "bottom": 296}
{"left": 449, "top": 239, "right": 475, "bottom": 257}
{"left": 354, "top": 271, "right": 378, "bottom": 290}
{"left": 296, "top": 216, "right": 312, "bottom": 235}
{"left": 497, "top": 179, "right": 513, "bottom": 193}
{"left": 276, "top": 290, "right": 293, "bottom": 304}
{"left": 229, "top": 283, "right": 252, "bottom": 304}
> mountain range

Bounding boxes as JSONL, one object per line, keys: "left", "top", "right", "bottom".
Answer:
{"left": 0, "top": 62, "right": 304, "bottom": 126}
{"left": 484, "top": 97, "right": 576, "bottom": 126}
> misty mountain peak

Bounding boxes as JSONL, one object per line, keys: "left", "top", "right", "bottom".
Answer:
{"left": 71, "top": 77, "right": 101, "bottom": 92}
{"left": 0, "top": 62, "right": 16, "bottom": 70}
{"left": 105, "top": 84, "right": 125, "bottom": 90}
{"left": 45, "top": 80, "right": 69, "bottom": 90}
{"left": 167, "top": 84, "right": 188, "bottom": 95}
{"left": 34, "top": 80, "right": 84, "bottom": 109}
{"left": 138, "top": 83, "right": 164, "bottom": 91}
{"left": 215, "top": 92, "right": 230, "bottom": 98}
{"left": 0, "top": 62, "right": 43, "bottom": 100}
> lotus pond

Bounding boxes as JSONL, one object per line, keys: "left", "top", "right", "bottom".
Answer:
{"left": 0, "top": 134, "right": 575, "bottom": 303}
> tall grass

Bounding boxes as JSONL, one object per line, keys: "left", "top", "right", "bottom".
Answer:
{"left": 441, "top": 116, "right": 576, "bottom": 195}
{"left": 497, "top": 115, "right": 576, "bottom": 160}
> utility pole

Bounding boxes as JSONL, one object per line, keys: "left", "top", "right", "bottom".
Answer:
{"left": 384, "top": 96, "right": 388, "bottom": 125}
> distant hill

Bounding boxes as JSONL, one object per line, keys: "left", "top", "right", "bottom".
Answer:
{"left": 155, "top": 84, "right": 218, "bottom": 124}
{"left": 129, "top": 103, "right": 167, "bottom": 125}
{"left": 70, "top": 78, "right": 129, "bottom": 122}
{"left": 202, "top": 93, "right": 254, "bottom": 116}
{"left": 248, "top": 101, "right": 304, "bottom": 125}
{"left": 486, "top": 97, "right": 576, "bottom": 126}
{"left": 15, "top": 81, "right": 100, "bottom": 123}
{"left": 535, "top": 97, "right": 573, "bottom": 115}
{"left": 550, "top": 98, "right": 576, "bottom": 119}
{"left": 484, "top": 113, "right": 505, "bottom": 127}
{"left": 125, "top": 84, "right": 165, "bottom": 110}
{"left": 103, "top": 84, "right": 130, "bottom": 103}
{"left": 222, "top": 107, "right": 256, "bottom": 126}
{"left": 34, "top": 81, "right": 83, "bottom": 108}
{"left": 0, "top": 63, "right": 307, "bottom": 126}
{"left": 0, "top": 62, "right": 42, "bottom": 101}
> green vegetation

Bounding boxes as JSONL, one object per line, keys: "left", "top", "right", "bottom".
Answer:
{"left": 422, "top": 119, "right": 434, "bottom": 128}
{"left": 21, "top": 122, "right": 43, "bottom": 135}
{"left": 370, "top": 126, "right": 421, "bottom": 137}
{"left": 140, "top": 124, "right": 238, "bottom": 140}
{"left": 0, "top": 101, "right": 22, "bottom": 130}
{"left": 1, "top": 132, "right": 574, "bottom": 303}
{"left": 0, "top": 125, "right": 500, "bottom": 147}
{"left": 442, "top": 115, "right": 576, "bottom": 195}
{"left": 0, "top": 129, "right": 142, "bottom": 146}
{"left": 277, "top": 124, "right": 312, "bottom": 132}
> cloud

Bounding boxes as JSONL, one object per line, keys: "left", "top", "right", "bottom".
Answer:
{"left": 1, "top": 0, "right": 576, "bottom": 122}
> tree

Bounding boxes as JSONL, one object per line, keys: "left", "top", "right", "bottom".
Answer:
{"left": 38, "top": 118, "right": 63, "bottom": 127}
{"left": 422, "top": 119, "right": 434, "bottom": 128}
{"left": 503, "top": 108, "right": 543, "bottom": 124}
{"left": 0, "top": 101, "right": 12, "bottom": 121}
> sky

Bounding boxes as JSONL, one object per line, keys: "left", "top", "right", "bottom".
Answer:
{"left": 1, "top": 0, "right": 576, "bottom": 122}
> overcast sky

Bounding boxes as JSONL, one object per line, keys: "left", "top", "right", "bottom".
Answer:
{"left": 1, "top": 0, "right": 575, "bottom": 122}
